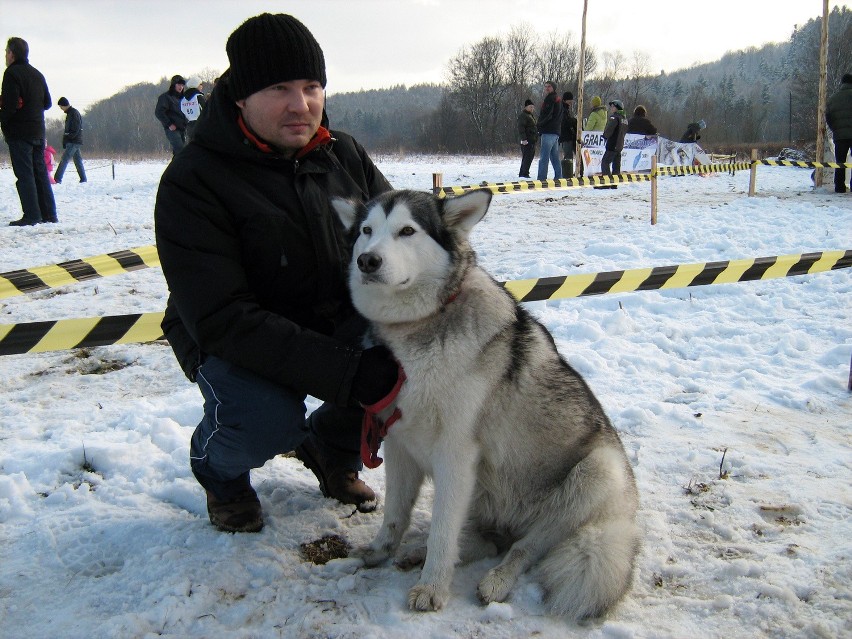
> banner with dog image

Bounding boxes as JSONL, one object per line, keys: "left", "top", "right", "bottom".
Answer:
{"left": 581, "top": 132, "right": 707, "bottom": 174}
{"left": 581, "top": 132, "right": 659, "bottom": 174}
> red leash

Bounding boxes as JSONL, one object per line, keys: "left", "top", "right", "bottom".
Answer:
{"left": 360, "top": 365, "right": 406, "bottom": 469}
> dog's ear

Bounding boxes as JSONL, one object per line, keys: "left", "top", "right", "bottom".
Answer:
{"left": 440, "top": 189, "right": 492, "bottom": 235}
{"left": 331, "top": 197, "right": 359, "bottom": 231}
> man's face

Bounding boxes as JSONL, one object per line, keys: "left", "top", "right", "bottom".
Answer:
{"left": 175, "top": 83, "right": 185, "bottom": 94}
{"left": 236, "top": 79, "right": 324, "bottom": 157}
{"left": 4, "top": 47, "right": 13, "bottom": 68}
{"left": 544, "top": 84, "right": 553, "bottom": 95}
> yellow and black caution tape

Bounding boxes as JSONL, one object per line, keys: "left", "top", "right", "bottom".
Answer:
{"left": 759, "top": 159, "right": 852, "bottom": 169}
{"left": 657, "top": 162, "right": 752, "bottom": 175}
{"left": 0, "top": 312, "right": 165, "bottom": 356}
{"left": 435, "top": 173, "right": 653, "bottom": 197}
{"left": 502, "top": 250, "right": 851, "bottom": 303}
{"left": 0, "top": 245, "right": 159, "bottom": 300}
{"left": 1, "top": 250, "right": 848, "bottom": 356}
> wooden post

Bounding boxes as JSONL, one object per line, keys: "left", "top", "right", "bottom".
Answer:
{"left": 112, "top": 161, "right": 115, "bottom": 180}
{"left": 748, "top": 149, "right": 758, "bottom": 196}
{"left": 848, "top": 352, "right": 852, "bottom": 392}
{"left": 650, "top": 155, "right": 658, "bottom": 225}
{"left": 814, "top": 0, "right": 829, "bottom": 188}
{"left": 575, "top": 0, "right": 589, "bottom": 179}
{"left": 432, "top": 172, "right": 442, "bottom": 194}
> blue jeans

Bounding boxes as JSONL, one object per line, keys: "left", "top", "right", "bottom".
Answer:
{"left": 164, "top": 128, "right": 185, "bottom": 155}
{"left": 189, "top": 356, "right": 363, "bottom": 497}
{"left": 6, "top": 137, "right": 57, "bottom": 222}
{"left": 54, "top": 143, "right": 87, "bottom": 182}
{"left": 537, "top": 133, "right": 563, "bottom": 180}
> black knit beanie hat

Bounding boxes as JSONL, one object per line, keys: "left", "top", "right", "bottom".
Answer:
{"left": 57, "top": 97, "right": 70, "bottom": 107}
{"left": 226, "top": 13, "right": 327, "bottom": 101}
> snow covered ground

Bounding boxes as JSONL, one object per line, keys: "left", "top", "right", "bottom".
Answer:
{"left": 0, "top": 155, "right": 850, "bottom": 639}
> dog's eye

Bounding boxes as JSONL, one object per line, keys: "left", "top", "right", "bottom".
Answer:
{"left": 399, "top": 226, "right": 416, "bottom": 237}
{"left": 361, "top": 225, "right": 372, "bottom": 236}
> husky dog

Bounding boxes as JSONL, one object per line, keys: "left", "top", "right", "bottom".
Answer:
{"left": 333, "top": 189, "right": 640, "bottom": 620}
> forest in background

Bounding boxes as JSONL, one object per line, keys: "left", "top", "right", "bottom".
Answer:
{"left": 15, "top": 7, "right": 852, "bottom": 159}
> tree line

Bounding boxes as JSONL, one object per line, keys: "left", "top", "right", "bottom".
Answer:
{"left": 29, "top": 7, "right": 852, "bottom": 158}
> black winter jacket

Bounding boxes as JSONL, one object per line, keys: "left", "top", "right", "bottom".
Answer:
{"left": 602, "top": 110, "right": 628, "bottom": 152}
{"left": 560, "top": 107, "right": 577, "bottom": 143}
{"left": 62, "top": 106, "right": 83, "bottom": 145}
{"left": 154, "top": 79, "right": 188, "bottom": 131}
{"left": 626, "top": 116, "right": 657, "bottom": 135}
{"left": 0, "top": 58, "right": 51, "bottom": 140}
{"left": 155, "top": 79, "right": 392, "bottom": 405}
{"left": 537, "top": 92, "right": 562, "bottom": 135}
{"left": 826, "top": 81, "right": 852, "bottom": 141}
{"left": 518, "top": 109, "right": 537, "bottom": 143}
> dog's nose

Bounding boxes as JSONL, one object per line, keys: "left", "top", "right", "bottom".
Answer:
{"left": 357, "top": 252, "right": 382, "bottom": 274}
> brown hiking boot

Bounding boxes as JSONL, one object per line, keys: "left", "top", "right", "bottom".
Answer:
{"left": 295, "top": 438, "right": 378, "bottom": 513}
{"left": 205, "top": 475, "right": 263, "bottom": 533}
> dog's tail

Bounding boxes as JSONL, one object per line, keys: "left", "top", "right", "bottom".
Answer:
{"left": 538, "top": 516, "right": 641, "bottom": 620}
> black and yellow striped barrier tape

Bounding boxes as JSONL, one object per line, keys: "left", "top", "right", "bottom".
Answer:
{"left": 657, "top": 162, "right": 752, "bottom": 175}
{"left": 759, "top": 159, "right": 852, "bottom": 169}
{"left": 0, "top": 245, "right": 159, "bottom": 300}
{"left": 0, "top": 312, "right": 165, "bottom": 356}
{"left": 435, "top": 173, "right": 653, "bottom": 197}
{"left": 501, "top": 249, "right": 851, "bottom": 303}
{"left": 1, "top": 250, "right": 848, "bottom": 356}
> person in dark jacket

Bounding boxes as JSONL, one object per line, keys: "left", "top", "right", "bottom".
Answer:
{"left": 600, "top": 99, "right": 628, "bottom": 189}
{"left": 679, "top": 119, "right": 705, "bottom": 143}
{"left": 53, "top": 96, "right": 87, "bottom": 183}
{"left": 560, "top": 91, "right": 578, "bottom": 178}
{"left": 517, "top": 98, "right": 537, "bottom": 178}
{"left": 536, "top": 80, "right": 563, "bottom": 181}
{"left": 155, "top": 13, "right": 399, "bottom": 534}
{"left": 154, "top": 74, "right": 188, "bottom": 154}
{"left": 627, "top": 105, "right": 657, "bottom": 135}
{"left": 1, "top": 37, "right": 57, "bottom": 225}
{"left": 826, "top": 73, "right": 852, "bottom": 193}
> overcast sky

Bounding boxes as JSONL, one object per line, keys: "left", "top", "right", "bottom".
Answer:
{"left": 2, "top": 0, "right": 845, "bottom": 117}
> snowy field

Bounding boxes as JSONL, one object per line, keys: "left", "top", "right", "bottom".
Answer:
{"left": 0, "top": 155, "right": 850, "bottom": 639}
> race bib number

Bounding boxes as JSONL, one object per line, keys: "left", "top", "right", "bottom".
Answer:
{"left": 181, "top": 96, "right": 201, "bottom": 121}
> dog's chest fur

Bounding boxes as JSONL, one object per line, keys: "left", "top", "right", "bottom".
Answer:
{"left": 375, "top": 268, "right": 517, "bottom": 463}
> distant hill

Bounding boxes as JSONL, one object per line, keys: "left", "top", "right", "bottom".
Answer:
{"left": 326, "top": 84, "right": 443, "bottom": 151}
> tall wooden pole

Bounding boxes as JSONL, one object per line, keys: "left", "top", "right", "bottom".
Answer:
{"left": 814, "top": 0, "right": 829, "bottom": 187}
{"left": 575, "top": 0, "right": 589, "bottom": 177}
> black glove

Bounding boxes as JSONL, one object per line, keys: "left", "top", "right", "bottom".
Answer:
{"left": 350, "top": 345, "right": 399, "bottom": 406}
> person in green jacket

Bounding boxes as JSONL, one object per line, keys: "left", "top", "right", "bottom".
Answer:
{"left": 826, "top": 73, "right": 852, "bottom": 193}
{"left": 586, "top": 95, "right": 607, "bottom": 131}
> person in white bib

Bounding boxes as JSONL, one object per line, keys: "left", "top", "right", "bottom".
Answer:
{"left": 180, "top": 81, "right": 206, "bottom": 142}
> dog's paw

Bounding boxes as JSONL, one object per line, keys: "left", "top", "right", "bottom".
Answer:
{"left": 477, "top": 567, "right": 513, "bottom": 604}
{"left": 408, "top": 583, "right": 448, "bottom": 611}
{"left": 355, "top": 544, "right": 392, "bottom": 567}
{"left": 394, "top": 546, "right": 426, "bottom": 571}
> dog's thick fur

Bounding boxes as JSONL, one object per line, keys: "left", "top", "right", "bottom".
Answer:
{"left": 334, "top": 189, "right": 641, "bottom": 620}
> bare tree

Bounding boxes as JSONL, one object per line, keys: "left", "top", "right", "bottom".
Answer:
{"left": 446, "top": 36, "right": 509, "bottom": 150}
{"left": 624, "top": 50, "right": 652, "bottom": 108}
{"left": 595, "top": 51, "right": 626, "bottom": 101}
